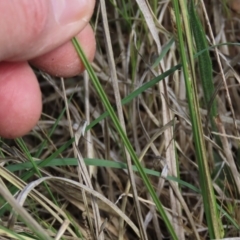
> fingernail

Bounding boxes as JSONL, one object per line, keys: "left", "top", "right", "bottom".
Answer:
{"left": 51, "top": 0, "right": 89, "bottom": 25}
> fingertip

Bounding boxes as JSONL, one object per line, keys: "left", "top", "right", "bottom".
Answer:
{"left": 0, "top": 62, "right": 42, "bottom": 139}
{"left": 30, "top": 24, "right": 96, "bottom": 77}
{"left": 0, "top": 0, "right": 96, "bottom": 61}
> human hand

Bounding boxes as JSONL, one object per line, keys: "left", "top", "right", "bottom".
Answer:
{"left": 0, "top": 0, "right": 96, "bottom": 139}
{"left": 228, "top": 0, "right": 240, "bottom": 13}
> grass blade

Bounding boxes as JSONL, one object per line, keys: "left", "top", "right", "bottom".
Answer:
{"left": 189, "top": 1, "right": 217, "bottom": 127}
{"left": 171, "top": 0, "right": 223, "bottom": 238}
{"left": 72, "top": 37, "right": 178, "bottom": 240}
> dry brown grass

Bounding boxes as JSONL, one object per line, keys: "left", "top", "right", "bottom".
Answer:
{"left": 1, "top": 1, "right": 240, "bottom": 239}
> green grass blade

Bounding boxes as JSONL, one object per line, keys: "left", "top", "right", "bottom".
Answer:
{"left": 0, "top": 138, "right": 74, "bottom": 216}
{"left": 0, "top": 225, "right": 28, "bottom": 240}
{"left": 152, "top": 37, "right": 174, "bottom": 68}
{"left": 34, "top": 94, "right": 74, "bottom": 158}
{"left": 72, "top": 37, "right": 178, "bottom": 240}
{"left": 5, "top": 157, "right": 200, "bottom": 192}
{"left": 6, "top": 156, "right": 240, "bottom": 230}
{"left": 171, "top": 0, "right": 223, "bottom": 238}
{"left": 189, "top": 1, "right": 217, "bottom": 127}
{"left": 86, "top": 63, "right": 181, "bottom": 131}
{"left": 15, "top": 138, "right": 58, "bottom": 206}
{"left": 86, "top": 40, "right": 240, "bottom": 132}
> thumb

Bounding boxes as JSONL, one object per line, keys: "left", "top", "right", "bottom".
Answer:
{"left": 0, "top": 0, "right": 95, "bottom": 61}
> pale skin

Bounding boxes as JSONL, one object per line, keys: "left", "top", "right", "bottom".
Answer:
{"left": 0, "top": 0, "right": 96, "bottom": 138}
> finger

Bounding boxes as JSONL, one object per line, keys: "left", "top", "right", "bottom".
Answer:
{"left": 30, "top": 24, "right": 96, "bottom": 77}
{"left": 0, "top": 0, "right": 95, "bottom": 61}
{"left": 0, "top": 62, "right": 42, "bottom": 138}
{"left": 228, "top": 0, "right": 240, "bottom": 13}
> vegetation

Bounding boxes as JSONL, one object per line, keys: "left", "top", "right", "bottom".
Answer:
{"left": 1, "top": 1, "right": 240, "bottom": 239}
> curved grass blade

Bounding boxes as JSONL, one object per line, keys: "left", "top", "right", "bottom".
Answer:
{"left": 6, "top": 157, "right": 240, "bottom": 230}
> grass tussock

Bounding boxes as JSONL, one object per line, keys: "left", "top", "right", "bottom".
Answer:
{"left": 1, "top": 0, "right": 240, "bottom": 239}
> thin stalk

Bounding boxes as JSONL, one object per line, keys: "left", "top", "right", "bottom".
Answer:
{"left": 171, "top": 0, "right": 223, "bottom": 238}
{"left": 72, "top": 38, "right": 178, "bottom": 240}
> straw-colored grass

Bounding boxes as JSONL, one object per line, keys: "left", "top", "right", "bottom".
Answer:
{"left": 1, "top": 1, "right": 240, "bottom": 239}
